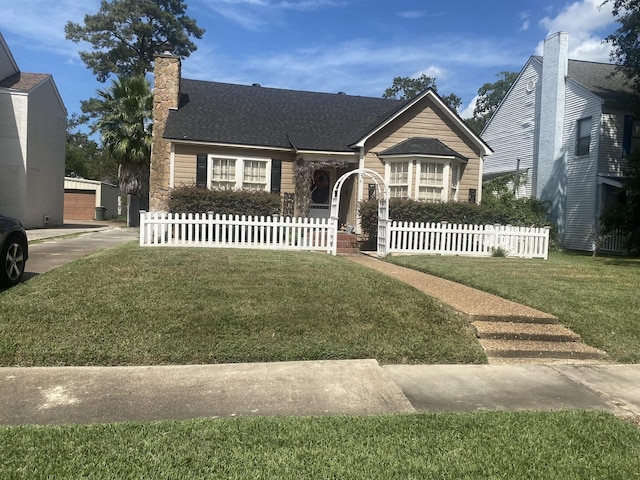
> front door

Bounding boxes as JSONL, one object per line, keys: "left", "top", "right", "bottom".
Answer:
{"left": 309, "top": 169, "right": 332, "bottom": 220}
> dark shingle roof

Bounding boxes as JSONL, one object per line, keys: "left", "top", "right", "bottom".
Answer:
{"left": 379, "top": 137, "right": 467, "bottom": 162}
{"left": 534, "top": 56, "right": 636, "bottom": 107}
{"left": 0, "top": 72, "right": 50, "bottom": 91}
{"left": 163, "top": 79, "right": 406, "bottom": 151}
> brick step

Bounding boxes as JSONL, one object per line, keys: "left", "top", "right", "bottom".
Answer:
{"left": 472, "top": 321, "right": 581, "bottom": 342}
{"left": 469, "top": 314, "right": 559, "bottom": 325}
{"left": 479, "top": 338, "right": 607, "bottom": 360}
{"left": 487, "top": 357, "right": 608, "bottom": 365}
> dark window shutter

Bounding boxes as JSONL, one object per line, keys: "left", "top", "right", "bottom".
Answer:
{"left": 270, "top": 159, "right": 282, "bottom": 193}
{"left": 196, "top": 154, "right": 207, "bottom": 187}
{"left": 623, "top": 115, "right": 633, "bottom": 157}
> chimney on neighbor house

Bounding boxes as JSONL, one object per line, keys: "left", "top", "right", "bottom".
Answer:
{"left": 149, "top": 44, "right": 181, "bottom": 212}
{"left": 534, "top": 31, "right": 568, "bottom": 199}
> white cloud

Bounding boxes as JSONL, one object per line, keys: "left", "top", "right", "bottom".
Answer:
{"left": 0, "top": 0, "right": 98, "bottom": 57}
{"left": 459, "top": 95, "right": 479, "bottom": 120}
{"left": 537, "top": 0, "right": 615, "bottom": 61}
{"left": 398, "top": 10, "right": 425, "bottom": 19}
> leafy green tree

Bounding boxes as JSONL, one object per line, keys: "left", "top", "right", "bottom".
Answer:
{"left": 600, "top": 1, "right": 640, "bottom": 253}
{"left": 601, "top": 149, "right": 640, "bottom": 253}
{"left": 66, "top": 115, "right": 118, "bottom": 182}
{"left": 604, "top": 0, "right": 640, "bottom": 92}
{"left": 466, "top": 71, "right": 518, "bottom": 134}
{"left": 383, "top": 74, "right": 437, "bottom": 100}
{"left": 383, "top": 74, "right": 461, "bottom": 111}
{"left": 65, "top": 0, "right": 204, "bottom": 83}
{"left": 92, "top": 76, "right": 153, "bottom": 204}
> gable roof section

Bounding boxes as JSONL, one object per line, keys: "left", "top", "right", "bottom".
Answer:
{"left": 0, "top": 31, "right": 19, "bottom": 81}
{"left": 533, "top": 55, "right": 636, "bottom": 108}
{"left": 378, "top": 137, "right": 468, "bottom": 162}
{"left": 353, "top": 88, "right": 492, "bottom": 156}
{"left": 163, "top": 79, "right": 405, "bottom": 152}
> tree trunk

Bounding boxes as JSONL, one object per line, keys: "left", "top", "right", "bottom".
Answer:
{"left": 118, "top": 161, "right": 150, "bottom": 209}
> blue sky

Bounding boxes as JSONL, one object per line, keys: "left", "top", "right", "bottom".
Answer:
{"left": 0, "top": 0, "right": 619, "bottom": 120}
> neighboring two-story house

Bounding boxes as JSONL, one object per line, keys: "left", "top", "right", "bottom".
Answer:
{"left": 0, "top": 32, "right": 66, "bottom": 228}
{"left": 482, "top": 31, "right": 637, "bottom": 252}
{"left": 149, "top": 49, "right": 491, "bottom": 231}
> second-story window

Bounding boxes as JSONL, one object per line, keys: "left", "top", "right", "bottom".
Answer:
{"left": 576, "top": 117, "right": 592, "bottom": 156}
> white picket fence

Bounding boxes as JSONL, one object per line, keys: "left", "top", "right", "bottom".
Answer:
{"left": 140, "top": 212, "right": 550, "bottom": 259}
{"left": 139, "top": 211, "right": 335, "bottom": 253}
{"left": 388, "top": 222, "right": 550, "bottom": 259}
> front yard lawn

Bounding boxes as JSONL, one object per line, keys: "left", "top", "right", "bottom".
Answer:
{"left": 0, "top": 245, "right": 485, "bottom": 366}
{"left": 388, "top": 252, "right": 640, "bottom": 363}
{"left": 2, "top": 411, "right": 639, "bottom": 479}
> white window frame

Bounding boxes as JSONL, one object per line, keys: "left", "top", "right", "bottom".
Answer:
{"left": 576, "top": 117, "right": 592, "bottom": 157}
{"left": 415, "top": 160, "right": 448, "bottom": 202}
{"left": 384, "top": 156, "right": 464, "bottom": 203}
{"left": 207, "top": 155, "right": 271, "bottom": 191}
{"left": 385, "top": 160, "right": 413, "bottom": 198}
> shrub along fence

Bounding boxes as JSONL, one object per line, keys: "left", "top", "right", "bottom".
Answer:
{"left": 139, "top": 211, "right": 335, "bottom": 253}
{"left": 388, "top": 221, "right": 550, "bottom": 259}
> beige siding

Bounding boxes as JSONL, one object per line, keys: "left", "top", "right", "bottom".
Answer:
{"left": 363, "top": 101, "right": 483, "bottom": 203}
{"left": 173, "top": 144, "right": 297, "bottom": 190}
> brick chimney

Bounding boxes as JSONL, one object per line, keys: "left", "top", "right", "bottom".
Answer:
{"left": 149, "top": 47, "right": 181, "bottom": 211}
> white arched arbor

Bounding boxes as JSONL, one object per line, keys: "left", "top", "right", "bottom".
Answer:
{"left": 329, "top": 168, "right": 390, "bottom": 257}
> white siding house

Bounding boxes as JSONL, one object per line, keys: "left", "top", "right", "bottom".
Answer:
{"left": 0, "top": 32, "right": 66, "bottom": 228}
{"left": 482, "top": 32, "right": 635, "bottom": 252}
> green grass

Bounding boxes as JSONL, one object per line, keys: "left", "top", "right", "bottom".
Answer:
{"left": 1, "top": 411, "right": 639, "bottom": 479}
{"left": 388, "top": 252, "right": 640, "bottom": 363}
{"left": 0, "top": 244, "right": 484, "bottom": 366}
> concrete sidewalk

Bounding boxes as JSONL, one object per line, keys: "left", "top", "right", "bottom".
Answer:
{"left": 1, "top": 361, "right": 639, "bottom": 426}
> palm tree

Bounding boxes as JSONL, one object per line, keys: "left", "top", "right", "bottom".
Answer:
{"left": 93, "top": 75, "right": 152, "bottom": 209}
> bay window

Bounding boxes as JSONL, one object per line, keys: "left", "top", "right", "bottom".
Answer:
{"left": 385, "top": 157, "right": 463, "bottom": 203}
{"left": 389, "top": 161, "right": 411, "bottom": 198}
{"left": 417, "top": 161, "right": 444, "bottom": 202}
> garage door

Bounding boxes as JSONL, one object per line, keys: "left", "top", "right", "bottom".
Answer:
{"left": 64, "top": 190, "right": 96, "bottom": 220}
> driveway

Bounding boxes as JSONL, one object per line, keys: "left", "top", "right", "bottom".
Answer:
{"left": 22, "top": 226, "right": 139, "bottom": 282}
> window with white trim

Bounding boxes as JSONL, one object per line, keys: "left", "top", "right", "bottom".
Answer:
{"left": 385, "top": 157, "right": 463, "bottom": 203}
{"left": 450, "top": 164, "right": 460, "bottom": 201}
{"left": 211, "top": 157, "right": 236, "bottom": 189}
{"left": 208, "top": 155, "right": 270, "bottom": 191}
{"left": 576, "top": 117, "right": 592, "bottom": 156}
{"left": 389, "top": 161, "right": 410, "bottom": 198}
{"left": 417, "top": 161, "right": 445, "bottom": 202}
{"left": 242, "top": 160, "right": 268, "bottom": 190}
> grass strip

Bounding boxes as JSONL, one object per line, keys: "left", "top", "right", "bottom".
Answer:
{"left": 1, "top": 411, "right": 639, "bottom": 479}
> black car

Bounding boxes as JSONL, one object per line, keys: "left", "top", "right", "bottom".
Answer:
{"left": 0, "top": 214, "right": 28, "bottom": 287}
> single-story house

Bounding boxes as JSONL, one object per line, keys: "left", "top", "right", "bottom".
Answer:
{"left": 0, "top": 31, "right": 66, "bottom": 228}
{"left": 64, "top": 177, "right": 121, "bottom": 221}
{"left": 149, "top": 50, "right": 492, "bottom": 231}
{"left": 482, "top": 31, "right": 638, "bottom": 251}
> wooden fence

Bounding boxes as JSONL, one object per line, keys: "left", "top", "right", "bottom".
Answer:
{"left": 600, "top": 228, "right": 626, "bottom": 254}
{"left": 139, "top": 211, "right": 335, "bottom": 253}
{"left": 388, "top": 222, "right": 550, "bottom": 259}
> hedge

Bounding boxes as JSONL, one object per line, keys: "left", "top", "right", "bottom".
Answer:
{"left": 358, "top": 198, "right": 550, "bottom": 240}
{"left": 168, "top": 186, "right": 282, "bottom": 217}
